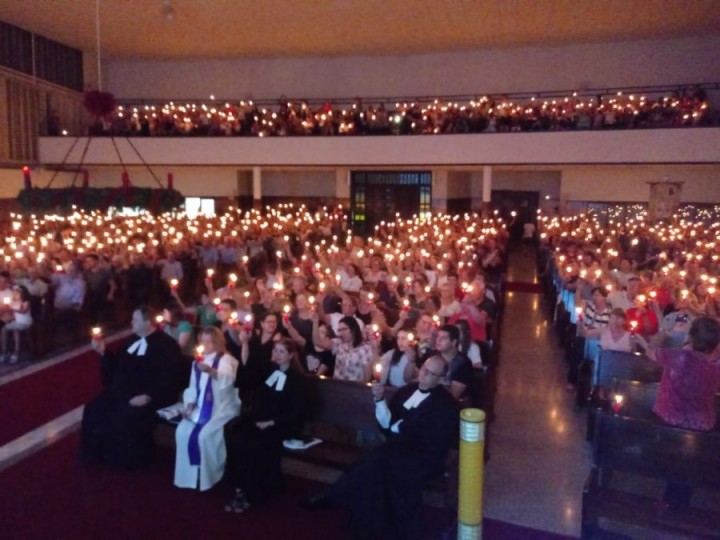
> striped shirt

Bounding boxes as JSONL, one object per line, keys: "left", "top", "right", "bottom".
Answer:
{"left": 582, "top": 302, "right": 611, "bottom": 329}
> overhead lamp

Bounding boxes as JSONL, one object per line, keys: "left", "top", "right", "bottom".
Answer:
{"left": 161, "top": 0, "right": 176, "bottom": 20}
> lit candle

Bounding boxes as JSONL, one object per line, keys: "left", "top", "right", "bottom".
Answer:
{"left": 629, "top": 320, "right": 638, "bottom": 334}
{"left": 373, "top": 362, "right": 383, "bottom": 383}
{"left": 243, "top": 314, "right": 254, "bottom": 331}
{"left": 283, "top": 304, "right": 291, "bottom": 323}
{"left": 91, "top": 326, "right": 102, "bottom": 340}
{"left": 611, "top": 394, "right": 624, "bottom": 414}
{"left": 402, "top": 299, "right": 410, "bottom": 312}
{"left": 649, "top": 290, "right": 657, "bottom": 299}
{"left": 195, "top": 345, "right": 205, "bottom": 363}
{"left": 170, "top": 278, "right": 179, "bottom": 291}
{"left": 2, "top": 297, "right": 10, "bottom": 307}
{"left": 206, "top": 268, "right": 215, "bottom": 278}
{"left": 155, "top": 314, "right": 165, "bottom": 329}
{"left": 575, "top": 306, "right": 583, "bottom": 321}
{"left": 308, "top": 295, "right": 316, "bottom": 306}
{"left": 228, "top": 273, "right": 238, "bottom": 288}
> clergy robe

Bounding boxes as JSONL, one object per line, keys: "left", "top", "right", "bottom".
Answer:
{"left": 226, "top": 365, "right": 306, "bottom": 503}
{"left": 80, "top": 330, "right": 184, "bottom": 469}
{"left": 326, "top": 383, "right": 459, "bottom": 540}
{"left": 174, "top": 352, "right": 241, "bottom": 491}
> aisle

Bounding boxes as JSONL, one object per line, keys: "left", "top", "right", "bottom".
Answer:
{"left": 484, "top": 248, "right": 590, "bottom": 538}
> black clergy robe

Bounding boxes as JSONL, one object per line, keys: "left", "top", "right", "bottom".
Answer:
{"left": 326, "top": 383, "right": 459, "bottom": 540}
{"left": 80, "top": 330, "right": 184, "bottom": 469}
{"left": 226, "top": 365, "right": 307, "bottom": 503}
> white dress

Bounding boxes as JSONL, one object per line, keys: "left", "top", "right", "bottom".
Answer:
{"left": 174, "top": 352, "right": 241, "bottom": 491}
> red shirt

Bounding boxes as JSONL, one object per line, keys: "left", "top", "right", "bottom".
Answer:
{"left": 653, "top": 348, "right": 720, "bottom": 432}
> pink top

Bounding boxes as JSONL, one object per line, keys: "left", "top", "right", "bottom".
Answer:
{"left": 653, "top": 347, "right": 720, "bottom": 432}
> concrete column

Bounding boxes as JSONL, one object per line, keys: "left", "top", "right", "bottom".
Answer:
{"left": 335, "top": 168, "right": 350, "bottom": 209}
{"left": 470, "top": 171, "right": 484, "bottom": 210}
{"left": 432, "top": 169, "right": 448, "bottom": 212}
{"left": 482, "top": 166, "right": 492, "bottom": 203}
{"left": 252, "top": 166, "right": 262, "bottom": 209}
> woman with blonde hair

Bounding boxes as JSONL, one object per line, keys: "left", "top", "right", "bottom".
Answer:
{"left": 174, "top": 326, "right": 241, "bottom": 491}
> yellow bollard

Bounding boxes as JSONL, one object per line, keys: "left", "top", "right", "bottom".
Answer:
{"left": 457, "top": 408, "right": 486, "bottom": 540}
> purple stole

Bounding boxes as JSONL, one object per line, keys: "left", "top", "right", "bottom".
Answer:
{"left": 188, "top": 352, "right": 222, "bottom": 466}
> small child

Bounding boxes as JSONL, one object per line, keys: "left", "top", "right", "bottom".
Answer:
{"left": 1, "top": 285, "right": 33, "bottom": 363}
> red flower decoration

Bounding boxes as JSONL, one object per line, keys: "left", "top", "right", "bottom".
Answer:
{"left": 83, "top": 90, "right": 117, "bottom": 118}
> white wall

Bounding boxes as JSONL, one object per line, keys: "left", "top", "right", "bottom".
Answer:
{"left": 105, "top": 36, "right": 720, "bottom": 101}
{"left": 5, "top": 164, "right": 720, "bottom": 206}
{"left": 261, "top": 170, "right": 336, "bottom": 197}
{"left": 38, "top": 128, "right": 720, "bottom": 167}
{"left": 560, "top": 165, "right": 720, "bottom": 203}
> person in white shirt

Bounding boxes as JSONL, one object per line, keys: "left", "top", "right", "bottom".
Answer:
{"left": 175, "top": 326, "right": 241, "bottom": 491}
{"left": 607, "top": 276, "right": 640, "bottom": 310}
{"left": 378, "top": 329, "right": 419, "bottom": 388}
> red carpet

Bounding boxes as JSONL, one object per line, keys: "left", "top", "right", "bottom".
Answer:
{"left": 503, "top": 281, "right": 544, "bottom": 294}
{"left": 0, "top": 338, "right": 125, "bottom": 447}
{"left": 0, "top": 431, "right": 577, "bottom": 540}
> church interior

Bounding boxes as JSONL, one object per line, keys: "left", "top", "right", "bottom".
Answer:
{"left": 1, "top": 1, "right": 720, "bottom": 539}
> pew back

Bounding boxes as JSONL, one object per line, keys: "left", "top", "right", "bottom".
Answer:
{"left": 593, "top": 410, "right": 720, "bottom": 489}
{"left": 596, "top": 350, "right": 662, "bottom": 388}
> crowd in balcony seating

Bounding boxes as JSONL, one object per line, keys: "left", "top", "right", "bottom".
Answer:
{"left": 79, "top": 85, "right": 717, "bottom": 138}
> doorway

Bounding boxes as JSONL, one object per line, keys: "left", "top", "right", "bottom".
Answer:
{"left": 350, "top": 171, "right": 431, "bottom": 235}
{"left": 491, "top": 190, "right": 540, "bottom": 242}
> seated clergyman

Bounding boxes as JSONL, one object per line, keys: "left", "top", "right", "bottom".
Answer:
{"left": 302, "top": 355, "right": 458, "bottom": 540}
{"left": 80, "top": 306, "right": 185, "bottom": 469}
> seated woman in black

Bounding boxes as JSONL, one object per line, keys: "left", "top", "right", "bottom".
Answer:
{"left": 225, "top": 338, "right": 306, "bottom": 513}
{"left": 236, "top": 311, "right": 282, "bottom": 403}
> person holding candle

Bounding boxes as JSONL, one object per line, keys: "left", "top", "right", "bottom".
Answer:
{"left": 0, "top": 285, "right": 32, "bottom": 363}
{"left": 313, "top": 313, "right": 374, "bottom": 382}
{"left": 162, "top": 301, "right": 195, "bottom": 356}
{"left": 302, "top": 321, "right": 336, "bottom": 376}
{"left": 377, "top": 329, "right": 419, "bottom": 387}
{"left": 80, "top": 306, "right": 184, "bottom": 469}
{"left": 598, "top": 308, "right": 635, "bottom": 353}
{"left": 225, "top": 338, "right": 306, "bottom": 512}
{"left": 301, "top": 355, "right": 458, "bottom": 540}
{"left": 236, "top": 312, "right": 283, "bottom": 403}
{"left": 174, "top": 326, "right": 241, "bottom": 491}
{"left": 644, "top": 316, "right": 720, "bottom": 509}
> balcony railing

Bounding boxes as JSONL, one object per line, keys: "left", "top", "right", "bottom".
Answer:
{"left": 51, "top": 82, "right": 720, "bottom": 138}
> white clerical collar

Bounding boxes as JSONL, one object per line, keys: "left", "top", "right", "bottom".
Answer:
{"left": 265, "top": 370, "right": 287, "bottom": 391}
{"left": 403, "top": 388, "right": 431, "bottom": 410}
{"left": 127, "top": 336, "right": 148, "bottom": 356}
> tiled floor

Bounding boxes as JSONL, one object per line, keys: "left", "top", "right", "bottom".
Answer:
{"left": 484, "top": 249, "right": 590, "bottom": 538}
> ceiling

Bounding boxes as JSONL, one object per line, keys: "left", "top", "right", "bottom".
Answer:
{"left": 3, "top": 0, "right": 720, "bottom": 60}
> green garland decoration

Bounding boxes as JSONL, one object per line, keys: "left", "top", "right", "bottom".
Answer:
{"left": 17, "top": 187, "right": 184, "bottom": 214}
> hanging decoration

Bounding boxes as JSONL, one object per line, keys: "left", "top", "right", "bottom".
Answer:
{"left": 16, "top": 0, "right": 182, "bottom": 214}
{"left": 17, "top": 186, "right": 183, "bottom": 214}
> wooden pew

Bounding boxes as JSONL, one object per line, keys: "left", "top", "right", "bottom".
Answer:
{"left": 155, "top": 376, "right": 460, "bottom": 508}
{"left": 606, "top": 380, "right": 720, "bottom": 429}
{"left": 582, "top": 410, "right": 720, "bottom": 539}
{"left": 585, "top": 350, "right": 663, "bottom": 440}
{"left": 594, "top": 349, "right": 662, "bottom": 389}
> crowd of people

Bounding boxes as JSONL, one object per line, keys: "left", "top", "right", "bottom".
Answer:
{"left": 74, "top": 86, "right": 717, "bottom": 138}
{"left": 539, "top": 211, "right": 720, "bottom": 433}
{"left": 0, "top": 204, "right": 506, "bottom": 539}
